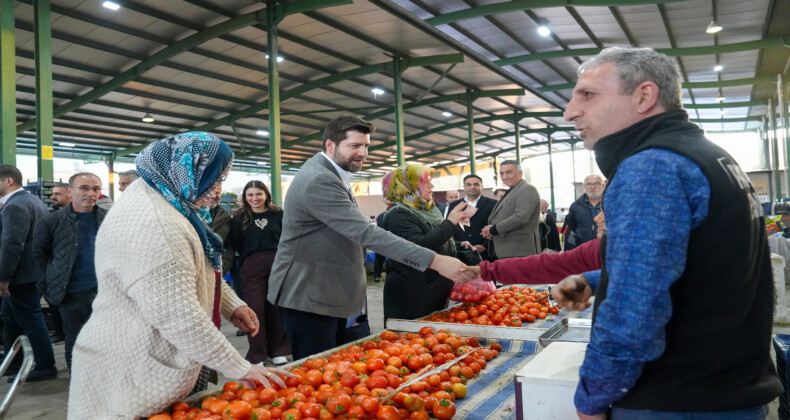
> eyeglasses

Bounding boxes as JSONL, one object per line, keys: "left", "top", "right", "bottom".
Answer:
{"left": 78, "top": 186, "right": 102, "bottom": 193}
{"left": 584, "top": 182, "right": 602, "bottom": 187}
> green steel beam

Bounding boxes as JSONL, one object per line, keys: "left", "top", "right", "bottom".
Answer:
{"left": 547, "top": 129, "right": 555, "bottom": 210}
{"left": 496, "top": 36, "right": 789, "bottom": 67}
{"left": 780, "top": 74, "right": 790, "bottom": 198}
{"left": 267, "top": 0, "right": 282, "bottom": 206}
{"left": 34, "top": 0, "right": 53, "bottom": 180}
{"left": 692, "top": 117, "right": 761, "bottom": 123}
{"left": 393, "top": 58, "right": 405, "bottom": 166}
{"left": 540, "top": 76, "right": 776, "bottom": 92}
{"left": 684, "top": 100, "right": 764, "bottom": 109}
{"left": 425, "top": 0, "right": 684, "bottom": 26}
{"left": 193, "top": 54, "right": 464, "bottom": 135}
{"left": 16, "top": 8, "right": 274, "bottom": 135}
{"left": 514, "top": 110, "right": 522, "bottom": 163}
{"left": 466, "top": 90, "right": 477, "bottom": 174}
{"left": 0, "top": 0, "right": 15, "bottom": 165}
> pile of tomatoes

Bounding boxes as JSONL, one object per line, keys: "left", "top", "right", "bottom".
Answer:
{"left": 424, "top": 286, "right": 560, "bottom": 327}
{"left": 147, "top": 328, "right": 502, "bottom": 420}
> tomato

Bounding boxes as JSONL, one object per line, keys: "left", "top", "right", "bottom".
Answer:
{"left": 207, "top": 399, "right": 230, "bottom": 415}
{"left": 148, "top": 415, "right": 171, "bottom": 420}
{"left": 490, "top": 343, "right": 502, "bottom": 352}
{"left": 225, "top": 400, "right": 253, "bottom": 420}
{"left": 409, "top": 410, "right": 429, "bottom": 420}
{"left": 172, "top": 412, "right": 188, "bottom": 420}
{"left": 223, "top": 382, "right": 244, "bottom": 393}
{"left": 426, "top": 374, "right": 441, "bottom": 387}
{"left": 402, "top": 394, "right": 424, "bottom": 412}
{"left": 366, "top": 358, "right": 385, "bottom": 371}
{"left": 346, "top": 405, "right": 365, "bottom": 418}
{"left": 450, "top": 383, "right": 467, "bottom": 399}
{"left": 282, "top": 408, "right": 303, "bottom": 420}
{"left": 360, "top": 396, "right": 380, "bottom": 413}
{"left": 218, "top": 391, "right": 236, "bottom": 402}
{"left": 260, "top": 388, "right": 278, "bottom": 405}
{"left": 172, "top": 402, "right": 190, "bottom": 412}
{"left": 251, "top": 408, "right": 272, "bottom": 420}
{"left": 432, "top": 399, "right": 456, "bottom": 420}
{"left": 418, "top": 326, "right": 434, "bottom": 337}
{"left": 380, "top": 331, "right": 398, "bottom": 341}
{"left": 318, "top": 408, "right": 334, "bottom": 420}
{"left": 375, "top": 405, "right": 400, "bottom": 420}
{"left": 366, "top": 374, "right": 388, "bottom": 389}
{"left": 327, "top": 392, "right": 352, "bottom": 415}
{"left": 340, "top": 370, "right": 360, "bottom": 388}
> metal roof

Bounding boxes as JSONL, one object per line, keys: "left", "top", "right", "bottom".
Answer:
{"left": 9, "top": 0, "right": 790, "bottom": 176}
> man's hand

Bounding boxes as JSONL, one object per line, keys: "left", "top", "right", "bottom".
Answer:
{"left": 481, "top": 225, "right": 493, "bottom": 240}
{"left": 240, "top": 364, "right": 294, "bottom": 389}
{"left": 551, "top": 275, "right": 593, "bottom": 311}
{"left": 0, "top": 282, "right": 10, "bottom": 298}
{"left": 430, "top": 254, "right": 477, "bottom": 283}
{"left": 231, "top": 306, "right": 259, "bottom": 337}
{"left": 578, "top": 411, "right": 607, "bottom": 420}
{"left": 473, "top": 245, "right": 486, "bottom": 253}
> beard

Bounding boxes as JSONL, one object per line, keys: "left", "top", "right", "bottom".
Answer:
{"left": 588, "top": 191, "right": 603, "bottom": 200}
{"left": 333, "top": 152, "right": 365, "bottom": 173}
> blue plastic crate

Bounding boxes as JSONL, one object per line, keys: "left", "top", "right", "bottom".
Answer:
{"left": 773, "top": 334, "right": 790, "bottom": 420}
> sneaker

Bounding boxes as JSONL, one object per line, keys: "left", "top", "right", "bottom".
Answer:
{"left": 7, "top": 366, "right": 57, "bottom": 383}
{"left": 268, "top": 356, "right": 288, "bottom": 365}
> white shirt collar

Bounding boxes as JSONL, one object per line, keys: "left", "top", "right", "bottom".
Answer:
{"left": 464, "top": 196, "right": 480, "bottom": 207}
{"left": 0, "top": 188, "right": 24, "bottom": 204}
{"left": 320, "top": 152, "right": 352, "bottom": 189}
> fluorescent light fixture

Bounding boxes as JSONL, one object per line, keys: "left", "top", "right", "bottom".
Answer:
{"left": 58, "top": 142, "right": 76, "bottom": 147}
{"left": 537, "top": 26, "right": 551, "bottom": 37}
{"left": 716, "top": 93, "right": 725, "bottom": 102}
{"left": 141, "top": 113, "right": 155, "bottom": 123}
{"left": 102, "top": 1, "right": 120, "bottom": 11}
{"left": 713, "top": 64, "right": 723, "bottom": 72}
{"left": 256, "top": 130, "right": 269, "bottom": 136}
{"left": 371, "top": 88, "right": 385, "bottom": 96}
{"left": 442, "top": 111, "right": 452, "bottom": 117}
{"left": 256, "top": 161, "right": 267, "bottom": 166}
{"left": 705, "top": 20, "right": 723, "bottom": 34}
{"left": 265, "top": 54, "right": 284, "bottom": 63}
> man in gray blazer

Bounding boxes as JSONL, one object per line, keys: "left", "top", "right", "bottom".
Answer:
{"left": 268, "top": 115, "right": 476, "bottom": 360}
{"left": 482, "top": 160, "right": 541, "bottom": 259}
{"left": 0, "top": 165, "right": 57, "bottom": 381}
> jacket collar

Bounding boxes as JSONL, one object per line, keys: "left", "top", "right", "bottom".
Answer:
{"left": 593, "top": 109, "right": 698, "bottom": 179}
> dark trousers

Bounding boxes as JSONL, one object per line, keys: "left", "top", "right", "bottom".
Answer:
{"left": 0, "top": 282, "right": 55, "bottom": 370}
{"left": 49, "top": 304, "right": 64, "bottom": 336}
{"left": 59, "top": 289, "right": 97, "bottom": 371}
{"left": 278, "top": 306, "right": 355, "bottom": 361}
{"left": 240, "top": 251, "right": 290, "bottom": 364}
{"left": 373, "top": 253, "right": 386, "bottom": 278}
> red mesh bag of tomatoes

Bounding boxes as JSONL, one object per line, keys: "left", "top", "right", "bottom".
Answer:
{"left": 449, "top": 279, "right": 496, "bottom": 303}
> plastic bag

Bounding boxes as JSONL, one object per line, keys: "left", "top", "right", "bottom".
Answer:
{"left": 449, "top": 278, "right": 496, "bottom": 303}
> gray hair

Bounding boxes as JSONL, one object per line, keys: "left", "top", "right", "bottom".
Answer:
{"left": 579, "top": 47, "right": 682, "bottom": 111}
{"left": 68, "top": 172, "right": 101, "bottom": 186}
{"left": 118, "top": 169, "right": 139, "bottom": 181}
{"left": 499, "top": 160, "right": 521, "bottom": 171}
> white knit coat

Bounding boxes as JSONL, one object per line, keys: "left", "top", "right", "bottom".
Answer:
{"left": 68, "top": 181, "right": 250, "bottom": 419}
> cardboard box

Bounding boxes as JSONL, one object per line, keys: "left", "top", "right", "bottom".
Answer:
{"left": 514, "top": 341, "right": 587, "bottom": 419}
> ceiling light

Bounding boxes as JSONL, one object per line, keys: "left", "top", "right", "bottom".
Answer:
{"left": 265, "top": 54, "right": 284, "bottom": 63}
{"left": 102, "top": 1, "right": 120, "bottom": 11}
{"left": 537, "top": 26, "right": 551, "bottom": 37}
{"left": 716, "top": 93, "right": 725, "bottom": 102}
{"left": 442, "top": 111, "right": 452, "bottom": 117}
{"left": 58, "top": 142, "right": 76, "bottom": 147}
{"left": 372, "top": 88, "right": 385, "bottom": 96}
{"left": 141, "top": 113, "right": 155, "bottom": 123}
{"left": 256, "top": 161, "right": 267, "bottom": 166}
{"left": 713, "top": 64, "right": 723, "bottom": 72}
{"left": 705, "top": 20, "right": 723, "bottom": 34}
{"left": 256, "top": 130, "right": 269, "bottom": 136}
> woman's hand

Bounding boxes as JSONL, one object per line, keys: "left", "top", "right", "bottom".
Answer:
{"left": 459, "top": 241, "right": 474, "bottom": 250}
{"left": 447, "top": 202, "right": 470, "bottom": 225}
{"left": 230, "top": 306, "right": 259, "bottom": 337}
{"left": 240, "top": 364, "right": 294, "bottom": 389}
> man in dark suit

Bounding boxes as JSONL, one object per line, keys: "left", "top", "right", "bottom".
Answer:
{"left": 268, "top": 115, "right": 476, "bottom": 360}
{"left": 0, "top": 165, "right": 57, "bottom": 381}
{"left": 450, "top": 174, "right": 497, "bottom": 261}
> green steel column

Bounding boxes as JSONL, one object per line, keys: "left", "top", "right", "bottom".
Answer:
{"left": 466, "top": 89, "right": 476, "bottom": 174}
{"left": 547, "top": 128, "right": 555, "bottom": 210}
{"left": 769, "top": 98, "right": 782, "bottom": 200}
{"left": 267, "top": 0, "right": 282, "bottom": 205}
{"left": 513, "top": 110, "right": 522, "bottom": 163}
{"left": 780, "top": 74, "right": 790, "bottom": 197}
{"left": 34, "top": 0, "right": 53, "bottom": 180}
{"left": 0, "top": 0, "right": 16, "bottom": 165}
{"left": 393, "top": 58, "right": 405, "bottom": 165}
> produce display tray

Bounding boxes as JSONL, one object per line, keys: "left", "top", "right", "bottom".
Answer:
{"left": 538, "top": 318, "right": 592, "bottom": 347}
{"left": 386, "top": 284, "right": 593, "bottom": 341}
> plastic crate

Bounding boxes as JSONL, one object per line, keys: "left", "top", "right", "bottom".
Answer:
{"left": 773, "top": 334, "right": 790, "bottom": 420}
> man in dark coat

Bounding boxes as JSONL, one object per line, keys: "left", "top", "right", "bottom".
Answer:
{"left": 450, "top": 174, "right": 497, "bottom": 262}
{"left": 563, "top": 174, "right": 603, "bottom": 251}
{"left": 0, "top": 165, "right": 56, "bottom": 381}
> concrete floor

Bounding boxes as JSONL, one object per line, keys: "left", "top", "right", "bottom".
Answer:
{"left": 3, "top": 278, "right": 789, "bottom": 419}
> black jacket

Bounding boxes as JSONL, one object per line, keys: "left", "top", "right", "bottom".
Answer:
{"left": 448, "top": 196, "right": 497, "bottom": 260}
{"left": 0, "top": 190, "right": 49, "bottom": 286}
{"left": 209, "top": 205, "right": 234, "bottom": 275}
{"left": 563, "top": 193, "right": 598, "bottom": 251}
{"left": 540, "top": 212, "right": 562, "bottom": 252}
{"left": 33, "top": 204, "right": 107, "bottom": 304}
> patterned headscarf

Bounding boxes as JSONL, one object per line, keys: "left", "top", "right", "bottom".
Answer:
{"left": 135, "top": 132, "right": 234, "bottom": 270}
{"left": 385, "top": 164, "right": 435, "bottom": 211}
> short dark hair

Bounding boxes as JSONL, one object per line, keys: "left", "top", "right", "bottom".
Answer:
{"left": 499, "top": 160, "right": 521, "bottom": 171}
{"left": 68, "top": 172, "right": 101, "bottom": 187}
{"left": 322, "top": 115, "right": 375, "bottom": 152}
{"left": 53, "top": 183, "right": 69, "bottom": 189}
{"left": 0, "top": 165, "right": 23, "bottom": 186}
{"left": 463, "top": 174, "right": 482, "bottom": 183}
{"left": 118, "top": 169, "right": 139, "bottom": 181}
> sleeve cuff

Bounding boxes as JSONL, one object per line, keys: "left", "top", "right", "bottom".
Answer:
{"left": 583, "top": 270, "right": 601, "bottom": 292}
{"left": 490, "top": 225, "right": 499, "bottom": 236}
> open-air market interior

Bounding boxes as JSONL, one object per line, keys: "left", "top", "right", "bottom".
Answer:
{"left": 1, "top": 0, "right": 790, "bottom": 418}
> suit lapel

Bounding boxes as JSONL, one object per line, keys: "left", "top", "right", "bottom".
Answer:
{"left": 311, "top": 153, "right": 357, "bottom": 205}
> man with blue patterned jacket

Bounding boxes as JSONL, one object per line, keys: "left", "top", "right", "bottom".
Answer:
{"left": 552, "top": 47, "right": 781, "bottom": 419}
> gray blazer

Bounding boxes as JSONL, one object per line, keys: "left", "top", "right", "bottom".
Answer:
{"left": 0, "top": 190, "right": 49, "bottom": 285}
{"left": 488, "top": 179, "right": 541, "bottom": 258}
{"left": 268, "top": 153, "right": 435, "bottom": 318}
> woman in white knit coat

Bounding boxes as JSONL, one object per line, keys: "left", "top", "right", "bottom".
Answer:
{"left": 68, "top": 133, "right": 289, "bottom": 419}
